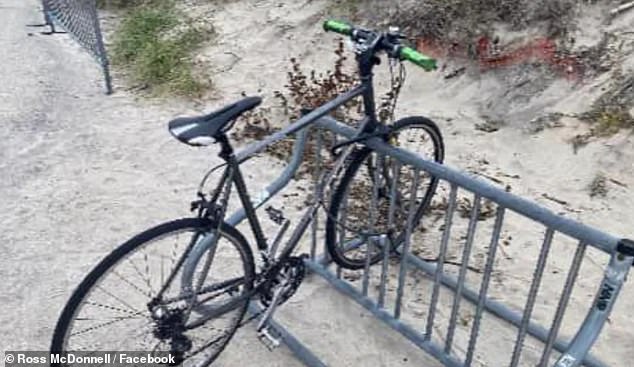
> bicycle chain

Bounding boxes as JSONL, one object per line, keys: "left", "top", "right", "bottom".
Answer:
{"left": 180, "top": 261, "right": 307, "bottom": 361}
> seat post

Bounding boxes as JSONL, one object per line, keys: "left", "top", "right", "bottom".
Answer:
{"left": 216, "top": 134, "right": 234, "bottom": 161}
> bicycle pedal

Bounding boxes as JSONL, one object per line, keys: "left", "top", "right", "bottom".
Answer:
{"left": 265, "top": 206, "right": 286, "bottom": 225}
{"left": 257, "top": 327, "right": 281, "bottom": 350}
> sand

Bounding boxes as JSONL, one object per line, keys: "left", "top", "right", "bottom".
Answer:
{"left": 1, "top": 0, "right": 633, "bottom": 366}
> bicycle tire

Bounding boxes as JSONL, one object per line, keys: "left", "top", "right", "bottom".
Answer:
{"left": 50, "top": 217, "right": 255, "bottom": 366}
{"left": 326, "top": 116, "right": 444, "bottom": 270}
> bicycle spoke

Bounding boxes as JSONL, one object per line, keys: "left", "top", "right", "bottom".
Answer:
{"left": 155, "top": 230, "right": 205, "bottom": 299}
{"left": 70, "top": 311, "right": 146, "bottom": 337}
{"left": 157, "top": 276, "right": 245, "bottom": 305}
{"left": 127, "top": 257, "right": 153, "bottom": 297}
{"left": 84, "top": 300, "right": 141, "bottom": 316}
{"left": 143, "top": 253, "right": 153, "bottom": 298}
{"left": 111, "top": 270, "right": 151, "bottom": 298}
{"left": 161, "top": 255, "right": 165, "bottom": 292}
{"left": 95, "top": 285, "right": 141, "bottom": 314}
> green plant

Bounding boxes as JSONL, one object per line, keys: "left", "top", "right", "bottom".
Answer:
{"left": 232, "top": 42, "right": 366, "bottom": 178}
{"left": 110, "top": 1, "right": 211, "bottom": 96}
{"left": 112, "top": 7, "right": 177, "bottom": 63}
{"left": 589, "top": 173, "right": 608, "bottom": 198}
{"left": 594, "top": 108, "right": 634, "bottom": 135}
{"left": 97, "top": 0, "right": 168, "bottom": 9}
{"left": 574, "top": 74, "right": 634, "bottom": 147}
{"left": 379, "top": 0, "right": 581, "bottom": 42}
{"left": 276, "top": 40, "right": 361, "bottom": 121}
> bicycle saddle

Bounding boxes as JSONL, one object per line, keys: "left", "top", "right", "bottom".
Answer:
{"left": 168, "top": 96, "right": 262, "bottom": 146}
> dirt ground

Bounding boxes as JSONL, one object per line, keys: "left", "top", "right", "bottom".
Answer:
{"left": 1, "top": 0, "right": 633, "bottom": 366}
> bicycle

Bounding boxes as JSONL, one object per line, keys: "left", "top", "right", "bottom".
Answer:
{"left": 50, "top": 20, "right": 444, "bottom": 366}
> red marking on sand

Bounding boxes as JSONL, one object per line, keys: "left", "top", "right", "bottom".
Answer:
{"left": 417, "top": 36, "right": 585, "bottom": 80}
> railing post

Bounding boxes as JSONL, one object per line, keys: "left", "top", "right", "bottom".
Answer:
{"left": 41, "top": 0, "right": 56, "bottom": 33}
{"left": 88, "top": 0, "right": 113, "bottom": 94}
{"left": 553, "top": 240, "right": 634, "bottom": 367}
{"left": 38, "top": 0, "right": 111, "bottom": 93}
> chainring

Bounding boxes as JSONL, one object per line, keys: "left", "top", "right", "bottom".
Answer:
{"left": 259, "top": 256, "right": 306, "bottom": 308}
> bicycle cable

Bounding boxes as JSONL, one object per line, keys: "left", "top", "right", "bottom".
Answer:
{"left": 197, "top": 162, "right": 228, "bottom": 195}
{"left": 386, "top": 57, "right": 407, "bottom": 124}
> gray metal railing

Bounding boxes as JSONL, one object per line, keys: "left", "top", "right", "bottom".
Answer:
{"left": 41, "top": 0, "right": 112, "bottom": 94}
{"left": 306, "top": 116, "right": 633, "bottom": 367}
{"left": 177, "top": 108, "right": 632, "bottom": 366}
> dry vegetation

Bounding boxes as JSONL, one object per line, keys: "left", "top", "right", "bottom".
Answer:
{"left": 231, "top": 39, "right": 401, "bottom": 178}
{"left": 102, "top": 0, "right": 632, "bottom": 138}
{"left": 356, "top": 0, "right": 632, "bottom": 142}
{"left": 362, "top": 0, "right": 590, "bottom": 41}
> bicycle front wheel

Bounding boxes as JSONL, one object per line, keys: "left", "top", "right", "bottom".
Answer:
{"left": 50, "top": 218, "right": 255, "bottom": 366}
{"left": 326, "top": 116, "right": 444, "bottom": 269}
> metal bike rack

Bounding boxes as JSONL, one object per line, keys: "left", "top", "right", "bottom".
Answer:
{"left": 179, "top": 111, "right": 632, "bottom": 366}
{"left": 307, "top": 116, "right": 633, "bottom": 367}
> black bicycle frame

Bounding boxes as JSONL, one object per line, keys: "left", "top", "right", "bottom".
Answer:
{"left": 163, "top": 36, "right": 404, "bottom": 330}
{"left": 214, "top": 42, "right": 385, "bottom": 254}
{"left": 152, "top": 39, "right": 386, "bottom": 312}
{"left": 233, "top": 36, "right": 388, "bottom": 163}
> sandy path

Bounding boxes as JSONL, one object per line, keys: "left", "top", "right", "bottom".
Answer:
{"left": 0, "top": 1, "right": 300, "bottom": 365}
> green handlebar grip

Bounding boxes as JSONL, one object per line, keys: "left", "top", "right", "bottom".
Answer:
{"left": 323, "top": 20, "right": 353, "bottom": 36}
{"left": 400, "top": 47, "right": 437, "bottom": 72}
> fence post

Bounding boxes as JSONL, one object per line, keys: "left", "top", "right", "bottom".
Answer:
{"left": 89, "top": 0, "right": 113, "bottom": 94}
{"left": 41, "top": 0, "right": 57, "bottom": 33}
{"left": 38, "top": 0, "right": 112, "bottom": 94}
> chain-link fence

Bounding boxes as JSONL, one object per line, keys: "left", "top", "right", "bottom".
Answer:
{"left": 42, "top": 0, "right": 112, "bottom": 94}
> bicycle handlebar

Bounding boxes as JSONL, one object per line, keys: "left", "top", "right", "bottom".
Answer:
{"left": 323, "top": 20, "right": 437, "bottom": 72}
{"left": 323, "top": 19, "right": 353, "bottom": 36}
{"left": 399, "top": 46, "right": 437, "bottom": 72}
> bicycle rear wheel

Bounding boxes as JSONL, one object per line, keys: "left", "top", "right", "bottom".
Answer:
{"left": 50, "top": 218, "right": 254, "bottom": 366}
{"left": 326, "top": 116, "right": 444, "bottom": 269}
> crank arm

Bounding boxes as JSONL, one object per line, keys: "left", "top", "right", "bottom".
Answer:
{"left": 257, "top": 286, "right": 285, "bottom": 332}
